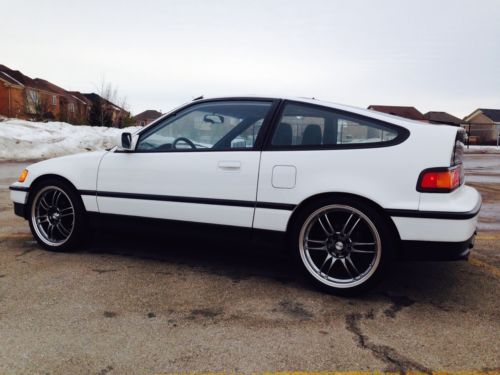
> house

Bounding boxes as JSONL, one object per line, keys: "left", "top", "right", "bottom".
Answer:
{"left": 463, "top": 108, "right": 500, "bottom": 145}
{"left": 367, "top": 105, "right": 427, "bottom": 121}
{"left": 83, "top": 93, "right": 129, "bottom": 127}
{"left": 0, "top": 64, "right": 78, "bottom": 122}
{"left": 423, "top": 111, "right": 463, "bottom": 126}
{"left": 69, "top": 91, "right": 93, "bottom": 124}
{"left": 0, "top": 65, "right": 26, "bottom": 118}
{"left": 133, "top": 110, "right": 162, "bottom": 126}
{"left": 0, "top": 64, "right": 63, "bottom": 120}
{"left": 31, "top": 78, "right": 79, "bottom": 123}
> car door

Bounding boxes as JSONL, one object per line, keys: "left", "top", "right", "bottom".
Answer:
{"left": 96, "top": 99, "right": 276, "bottom": 228}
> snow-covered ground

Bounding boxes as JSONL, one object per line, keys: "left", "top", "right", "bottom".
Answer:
{"left": 464, "top": 145, "right": 500, "bottom": 154}
{"left": 0, "top": 119, "right": 141, "bottom": 162}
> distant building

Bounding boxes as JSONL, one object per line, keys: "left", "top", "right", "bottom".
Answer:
{"left": 31, "top": 78, "right": 79, "bottom": 123}
{"left": 367, "top": 105, "right": 427, "bottom": 121}
{"left": 82, "top": 93, "right": 129, "bottom": 127}
{"left": 133, "top": 110, "right": 162, "bottom": 126}
{"left": 68, "top": 91, "right": 93, "bottom": 124}
{"left": 0, "top": 64, "right": 72, "bottom": 121}
{"left": 423, "top": 111, "right": 463, "bottom": 126}
{"left": 0, "top": 64, "right": 129, "bottom": 126}
{"left": 463, "top": 108, "right": 500, "bottom": 145}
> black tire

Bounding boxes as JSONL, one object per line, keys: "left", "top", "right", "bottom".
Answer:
{"left": 28, "top": 178, "right": 87, "bottom": 252}
{"left": 289, "top": 196, "right": 395, "bottom": 296}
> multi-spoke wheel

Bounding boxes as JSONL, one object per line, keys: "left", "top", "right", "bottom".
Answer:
{"left": 29, "top": 179, "right": 87, "bottom": 251}
{"left": 291, "top": 197, "right": 394, "bottom": 295}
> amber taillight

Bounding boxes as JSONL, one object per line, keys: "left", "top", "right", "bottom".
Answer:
{"left": 417, "top": 130, "right": 465, "bottom": 193}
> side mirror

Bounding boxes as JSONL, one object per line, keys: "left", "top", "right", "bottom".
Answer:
{"left": 122, "top": 132, "right": 132, "bottom": 149}
{"left": 117, "top": 132, "right": 138, "bottom": 151}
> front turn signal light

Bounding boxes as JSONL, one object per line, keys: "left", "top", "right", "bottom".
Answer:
{"left": 417, "top": 165, "right": 461, "bottom": 192}
{"left": 18, "top": 169, "right": 28, "bottom": 183}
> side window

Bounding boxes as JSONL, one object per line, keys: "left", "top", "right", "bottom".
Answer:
{"left": 136, "top": 101, "right": 272, "bottom": 152}
{"left": 271, "top": 103, "right": 399, "bottom": 147}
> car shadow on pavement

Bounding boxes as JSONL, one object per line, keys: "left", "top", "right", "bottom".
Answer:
{"left": 79, "top": 228, "right": 477, "bottom": 301}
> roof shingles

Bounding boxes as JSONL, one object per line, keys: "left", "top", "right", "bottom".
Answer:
{"left": 367, "top": 105, "right": 426, "bottom": 121}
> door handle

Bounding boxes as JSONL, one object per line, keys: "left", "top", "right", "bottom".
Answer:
{"left": 218, "top": 161, "right": 241, "bottom": 170}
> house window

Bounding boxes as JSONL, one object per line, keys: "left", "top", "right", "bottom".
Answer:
{"left": 69, "top": 103, "right": 75, "bottom": 113}
{"left": 26, "top": 90, "right": 40, "bottom": 114}
{"left": 52, "top": 95, "right": 57, "bottom": 106}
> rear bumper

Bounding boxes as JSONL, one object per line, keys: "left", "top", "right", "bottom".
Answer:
{"left": 389, "top": 186, "right": 480, "bottom": 261}
{"left": 389, "top": 188, "right": 481, "bottom": 243}
{"left": 400, "top": 233, "right": 476, "bottom": 261}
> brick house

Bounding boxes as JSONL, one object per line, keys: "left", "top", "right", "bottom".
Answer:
{"left": 133, "top": 110, "right": 162, "bottom": 126}
{"left": 0, "top": 64, "right": 77, "bottom": 122}
{"left": 367, "top": 105, "right": 427, "bottom": 121}
{"left": 0, "top": 64, "right": 62, "bottom": 120}
{"left": 0, "top": 66, "right": 25, "bottom": 118}
{"left": 69, "top": 91, "right": 93, "bottom": 124}
{"left": 83, "top": 93, "right": 130, "bottom": 127}
{"left": 31, "top": 78, "right": 79, "bottom": 123}
{"left": 463, "top": 108, "right": 500, "bottom": 145}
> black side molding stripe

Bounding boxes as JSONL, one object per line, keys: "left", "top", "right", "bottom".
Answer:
{"left": 255, "top": 202, "right": 297, "bottom": 210}
{"left": 79, "top": 189, "right": 98, "bottom": 196}
{"left": 9, "top": 186, "right": 29, "bottom": 192}
{"left": 387, "top": 200, "right": 481, "bottom": 220}
{"left": 79, "top": 190, "right": 296, "bottom": 211}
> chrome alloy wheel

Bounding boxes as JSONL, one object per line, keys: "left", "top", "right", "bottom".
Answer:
{"left": 31, "top": 186, "right": 75, "bottom": 246}
{"left": 299, "top": 204, "right": 382, "bottom": 289}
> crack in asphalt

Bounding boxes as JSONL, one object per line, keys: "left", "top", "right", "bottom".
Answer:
{"left": 15, "top": 248, "right": 36, "bottom": 257}
{"left": 345, "top": 310, "right": 431, "bottom": 373}
{"left": 92, "top": 269, "right": 117, "bottom": 274}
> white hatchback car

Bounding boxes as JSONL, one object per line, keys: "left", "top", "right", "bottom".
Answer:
{"left": 10, "top": 96, "right": 481, "bottom": 294}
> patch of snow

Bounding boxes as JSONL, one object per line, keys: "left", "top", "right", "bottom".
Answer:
{"left": 464, "top": 145, "right": 500, "bottom": 154}
{"left": 0, "top": 118, "right": 141, "bottom": 162}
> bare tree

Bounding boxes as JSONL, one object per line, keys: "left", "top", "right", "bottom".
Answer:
{"left": 91, "top": 77, "right": 130, "bottom": 127}
{"left": 88, "top": 77, "right": 120, "bottom": 127}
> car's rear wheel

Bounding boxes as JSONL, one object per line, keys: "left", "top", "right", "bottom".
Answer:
{"left": 28, "top": 179, "right": 87, "bottom": 251}
{"left": 291, "top": 197, "right": 394, "bottom": 295}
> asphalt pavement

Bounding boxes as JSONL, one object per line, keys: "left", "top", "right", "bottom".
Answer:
{"left": 0, "top": 155, "right": 499, "bottom": 374}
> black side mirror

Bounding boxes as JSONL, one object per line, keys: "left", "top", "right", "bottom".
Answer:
{"left": 121, "top": 132, "right": 133, "bottom": 150}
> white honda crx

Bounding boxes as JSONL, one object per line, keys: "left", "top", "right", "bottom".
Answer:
{"left": 10, "top": 96, "right": 481, "bottom": 294}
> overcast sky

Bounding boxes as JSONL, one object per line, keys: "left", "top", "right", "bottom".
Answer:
{"left": 1, "top": 0, "right": 499, "bottom": 117}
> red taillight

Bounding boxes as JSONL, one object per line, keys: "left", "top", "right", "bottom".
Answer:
{"left": 418, "top": 166, "right": 462, "bottom": 192}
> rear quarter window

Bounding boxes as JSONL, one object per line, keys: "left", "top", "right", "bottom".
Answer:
{"left": 270, "top": 102, "right": 408, "bottom": 149}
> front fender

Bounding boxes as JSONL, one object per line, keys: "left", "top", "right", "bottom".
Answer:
{"left": 9, "top": 151, "right": 107, "bottom": 213}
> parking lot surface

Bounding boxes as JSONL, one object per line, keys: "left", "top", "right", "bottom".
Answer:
{"left": 0, "top": 155, "right": 499, "bottom": 374}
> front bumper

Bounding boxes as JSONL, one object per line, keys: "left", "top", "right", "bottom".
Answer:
{"left": 10, "top": 185, "right": 29, "bottom": 220}
{"left": 13, "top": 202, "right": 28, "bottom": 219}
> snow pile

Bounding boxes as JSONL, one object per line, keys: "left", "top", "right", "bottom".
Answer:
{"left": 0, "top": 119, "right": 141, "bottom": 161}
{"left": 464, "top": 145, "right": 500, "bottom": 154}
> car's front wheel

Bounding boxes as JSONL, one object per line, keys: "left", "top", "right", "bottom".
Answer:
{"left": 28, "top": 179, "right": 87, "bottom": 251}
{"left": 291, "top": 197, "right": 394, "bottom": 295}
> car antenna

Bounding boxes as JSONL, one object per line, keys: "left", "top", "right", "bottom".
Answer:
{"left": 193, "top": 95, "right": 204, "bottom": 101}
